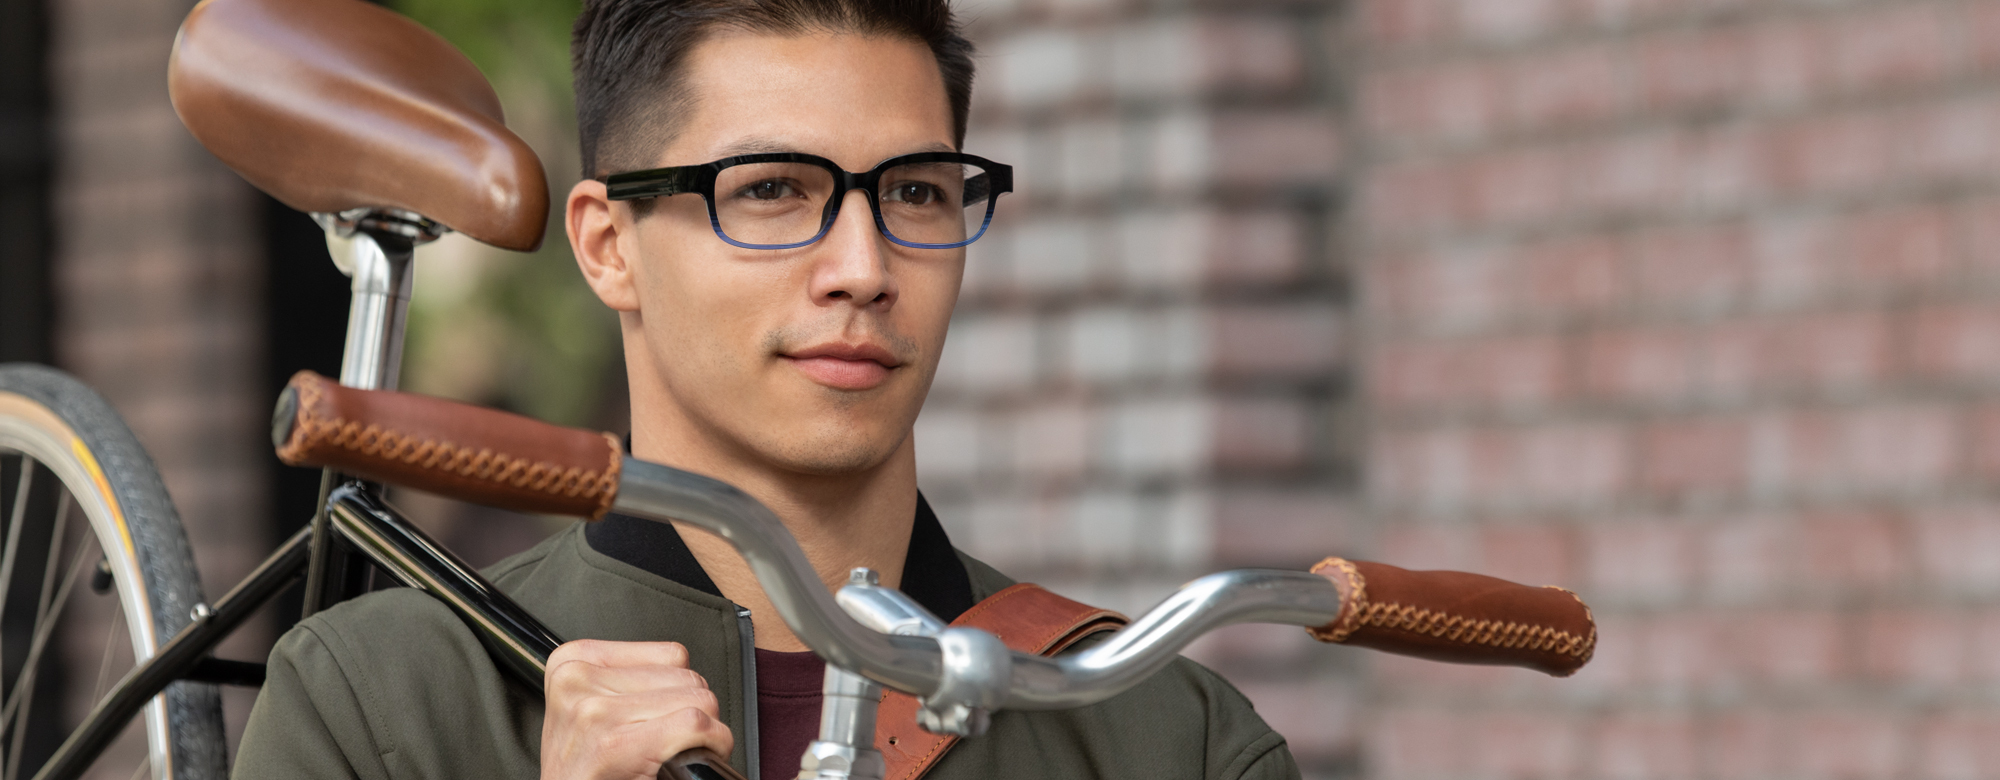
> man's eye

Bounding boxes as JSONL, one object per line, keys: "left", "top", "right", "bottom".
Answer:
{"left": 886, "top": 183, "right": 939, "bottom": 205}
{"left": 740, "top": 180, "right": 798, "bottom": 200}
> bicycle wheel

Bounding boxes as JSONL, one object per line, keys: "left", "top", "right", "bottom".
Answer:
{"left": 0, "top": 364, "right": 224, "bottom": 780}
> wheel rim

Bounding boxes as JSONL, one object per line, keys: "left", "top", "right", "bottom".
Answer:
{"left": 0, "top": 391, "right": 172, "bottom": 780}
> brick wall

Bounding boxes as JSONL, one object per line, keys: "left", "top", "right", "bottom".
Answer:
{"left": 1357, "top": 0, "right": 2000, "bottom": 777}
{"left": 930, "top": 0, "right": 1360, "bottom": 775}
{"left": 49, "top": 0, "right": 269, "bottom": 741}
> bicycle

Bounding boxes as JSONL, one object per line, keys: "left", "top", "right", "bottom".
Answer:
{"left": 0, "top": 0, "right": 1599, "bottom": 779}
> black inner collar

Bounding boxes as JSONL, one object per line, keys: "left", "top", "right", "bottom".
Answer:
{"left": 584, "top": 492, "right": 975, "bottom": 623}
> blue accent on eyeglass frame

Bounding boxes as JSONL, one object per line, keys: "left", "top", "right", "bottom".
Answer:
{"left": 601, "top": 151, "right": 1013, "bottom": 250}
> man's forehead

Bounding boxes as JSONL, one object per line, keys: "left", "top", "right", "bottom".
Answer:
{"left": 710, "top": 137, "right": 957, "bottom": 164}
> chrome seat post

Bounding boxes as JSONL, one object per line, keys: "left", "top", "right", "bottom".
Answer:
{"left": 317, "top": 208, "right": 447, "bottom": 391}
{"left": 301, "top": 208, "right": 448, "bottom": 615}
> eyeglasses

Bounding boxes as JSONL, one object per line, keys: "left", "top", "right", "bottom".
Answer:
{"left": 602, "top": 152, "right": 1013, "bottom": 250}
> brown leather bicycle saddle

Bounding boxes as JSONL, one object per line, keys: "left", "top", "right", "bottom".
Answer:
{"left": 169, "top": 0, "right": 548, "bottom": 251}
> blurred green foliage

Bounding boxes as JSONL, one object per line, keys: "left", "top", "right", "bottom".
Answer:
{"left": 392, "top": 0, "right": 624, "bottom": 430}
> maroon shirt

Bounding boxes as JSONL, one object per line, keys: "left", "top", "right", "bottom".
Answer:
{"left": 585, "top": 490, "right": 973, "bottom": 780}
{"left": 754, "top": 649, "right": 826, "bottom": 780}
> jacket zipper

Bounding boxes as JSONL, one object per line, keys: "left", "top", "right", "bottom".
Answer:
{"left": 738, "top": 606, "right": 760, "bottom": 780}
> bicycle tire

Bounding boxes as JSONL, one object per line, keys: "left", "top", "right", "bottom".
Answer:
{"left": 0, "top": 363, "right": 225, "bottom": 780}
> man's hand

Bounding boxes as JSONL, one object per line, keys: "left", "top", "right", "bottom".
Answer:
{"left": 541, "top": 639, "right": 735, "bottom": 780}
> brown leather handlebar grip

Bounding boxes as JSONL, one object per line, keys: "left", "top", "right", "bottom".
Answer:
{"left": 272, "top": 370, "right": 622, "bottom": 518}
{"left": 1306, "top": 557, "right": 1596, "bottom": 677}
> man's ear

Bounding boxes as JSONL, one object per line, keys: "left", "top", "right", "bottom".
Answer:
{"left": 568, "top": 178, "right": 642, "bottom": 312}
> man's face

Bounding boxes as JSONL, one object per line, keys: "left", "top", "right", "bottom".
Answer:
{"left": 603, "top": 31, "right": 964, "bottom": 476}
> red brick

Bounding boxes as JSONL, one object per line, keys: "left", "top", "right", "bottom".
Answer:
{"left": 1956, "top": 197, "right": 2000, "bottom": 279}
{"left": 1916, "top": 712, "right": 2000, "bottom": 780}
{"left": 1457, "top": 0, "right": 1569, "bottom": 47}
{"left": 1638, "top": 611, "right": 1730, "bottom": 690}
{"left": 1847, "top": 206, "right": 1954, "bottom": 290}
{"left": 1472, "top": 522, "right": 1574, "bottom": 585}
{"left": 1908, "top": 305, "right": 2000, "bottom": 383}
{"left": 1464, "top": 147, "right": 1569, "bottom": 229}
{"left": 1585, "top": 518, "right": 1695, "bottom": 602}
{"left": 1212, "top": 111, "right": 1343, "bottom": 191}
{"left": 1740, "top": 20, "right": 1823, "bottom": 108}
{"left": 1369, "top": 429, "right": 1479, "bottom": 509}
{"left": 1748, "top": 214, "right": 1846, "bottom": 307}
{"left": 1635, "top": 27, "right": 1745, "bottom": 113}
{"left": 1765, "top": 408, "right": 1961, "bottom": 495}
{"left": 1768, "top": 311, "right": 1894, "bottom": 391}
{"left": 1469, "top": 712, "right": 1582, "bottom": 780}
{"left": 1370, "top": 340, "right": 1463, "bottom": 411}
{"left": 1861, "top": 609, "right": 1968, "bottom": 687}
{"left": 1377, "top": 520, "right": 1477, "bottom": 571}
{"left": 1371, "top": 709, "right": 1471, "bottom": 778}
{"left": 1356, "top": 0, "right": 1452, "bottom": 51}
{"left": 1365, "top": 161, "right": 1461, "bottom": 237}
{"left": 1640, "top": 417, "right": 1749, "bottom": 497}
{"left": 1212, "top": 398, "right": 1311, "bottom": 472}
{"left": 1970, "top": 1, "right": 2000, "bottom": 71}
{"left": 1733, "top": 610, "right": 1848, "bottom": 685}
{"left": 1768, "top": 113, "right": 1895, "bottom": 196}
{"left": 1912, "top": 504, "right": 2000, "bottom": 596}
{"left": 1973, "top": 407, "right": 2000, "bottom": 479}
{"left": 1573, "top": 132, "right": 1680, "bottom": 216}
{"left": 1589, "top": 713, "right": 1699, "bottom": 780}
{"left": 1519, "top": 233, "right": 1625, "bottom": 319}
{"left": 1706, "top": 711, "right": 1785, "bottom": 780}
{"left": 1699, "top": 317, "right": 1777, "bottom": 400}
{"left": 1506, "top": 43, "right": 1628, "bottom": 131}
{"left": 1826, "top": 4, "right": 1959, "bottom": 93}
{"left": 1967, "top": 609, "right": 2000, "bottom": 685}
{"left": 1633, "top": 223, "right": 1748, "bottom": 312}
{"left": 1896, "top": 99, "right": 2000, "bottom": 183}
{"left": 1704, "top": 514, "right": 1797, "bottom": 602}
{"left": 1211, "top": 489, "right": 1356, "bottom": 567}
{"left": 1791, "top": 711, "right": 1906, "bottom": 779}
{"left": 1469, "top": 334, "right": 1570, "bottom": 410}
{"left": 1363, "top": 62, "right": 1498, "bottom": 147}
{"left": 1209, "top": 303, "right": 1344, "bottom": 378}
{"left": 1509, "top": 423, "right": 1631, "bottom": 506}
{"left": 1797, "top": 511, "right": 1910, "bottom": 591}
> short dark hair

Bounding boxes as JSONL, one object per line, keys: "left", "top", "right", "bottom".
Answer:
{"left": 572, "top": 0, "right": 976, "bottom": 178}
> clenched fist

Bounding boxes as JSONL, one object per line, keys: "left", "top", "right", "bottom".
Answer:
{"left": 541, "top": 639, "right": 735, "bottom": 780}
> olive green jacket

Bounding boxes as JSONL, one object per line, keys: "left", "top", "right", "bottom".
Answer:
{"left": 233, "top": 523, "right": 1300, "bottom": 779}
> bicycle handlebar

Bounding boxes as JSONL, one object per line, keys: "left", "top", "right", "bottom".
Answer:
{"left": 273, "top": 370, "right": 1596, "bottom": 711}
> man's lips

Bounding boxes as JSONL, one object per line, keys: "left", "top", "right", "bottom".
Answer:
{"left": 781, "top": 343, "right": 901, "bottom": 390}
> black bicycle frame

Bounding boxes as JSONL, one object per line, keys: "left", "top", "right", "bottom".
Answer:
{"left": 32, "top": 479, "right": 562, "bottom": 780}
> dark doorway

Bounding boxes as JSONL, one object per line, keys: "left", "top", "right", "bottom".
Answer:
{"left": 0, "top": 0, "right": 51, "bottom": 365}
{"left": 261, "top": 196, "right": 349, "bottom": 629}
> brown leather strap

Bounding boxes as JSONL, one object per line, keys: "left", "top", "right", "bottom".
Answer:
{"left": 273, "top": 371, "right": 623, "bottom": 518}
{"left": 874, "top": 584, "right": 1126, "bottom": 780}
{"left": 1305, "top": 557, "right": 1596, "bottom": 677}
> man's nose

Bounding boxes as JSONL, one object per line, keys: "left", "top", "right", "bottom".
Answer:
{"left": 808, "top": 189, "right": 897, "bottom": 308}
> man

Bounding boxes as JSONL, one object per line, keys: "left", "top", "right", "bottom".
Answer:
{"left": 236, "top": 1, "right": 1298, "bottom": 778}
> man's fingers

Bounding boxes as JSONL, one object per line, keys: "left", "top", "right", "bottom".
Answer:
{"left": 563, "top": 686, "right": 725, "bottom": 734}
{"left": 612, "top": 707, "right": 735, "bottom": 770}
{"left": 547, "top": 661, "right": 708, "bottom": 699}
{"left": 548, "top": 638, "right": 692, "bottom": 670}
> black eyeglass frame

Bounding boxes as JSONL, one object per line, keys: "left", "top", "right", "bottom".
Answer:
{"left": 601, "top": 151, "right": 1014, "bottom": 250}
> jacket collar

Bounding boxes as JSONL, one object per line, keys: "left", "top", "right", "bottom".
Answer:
{"left": 584, "top": 492, "right": 975, "bottom": 623}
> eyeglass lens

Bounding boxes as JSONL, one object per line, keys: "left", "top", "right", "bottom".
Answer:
{"left": 712, "top": 160, "right": 995, "bottom": 247}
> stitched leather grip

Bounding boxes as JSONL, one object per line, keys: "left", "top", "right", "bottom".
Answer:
{"left": 273, "top": 370, "right": 622, "bottom": 518}
{"left": 1306, "top": 557, "right": 1596, "bottom": 677}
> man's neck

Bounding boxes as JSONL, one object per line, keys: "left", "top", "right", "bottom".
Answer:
{"left": 632, "top": 415, "right": 919, "bottom": 652}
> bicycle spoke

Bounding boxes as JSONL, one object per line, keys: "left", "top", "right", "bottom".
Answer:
{"left": 0, "top": 455, "right": 34, "bottom": 682}
{"left": 92, "top": 571, "right": 127, "bottom": 701}
{"left": 0, "top": 499, "right": 82, "bottom": 736}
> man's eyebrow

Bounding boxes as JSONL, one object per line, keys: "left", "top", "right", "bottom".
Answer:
{"left": 711, "top": 139, "right": 959, "bottom": 159}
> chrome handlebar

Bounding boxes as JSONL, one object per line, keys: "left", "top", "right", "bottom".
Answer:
{"left": 611, "top": 456, "right": 1345, "bottom": 723}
